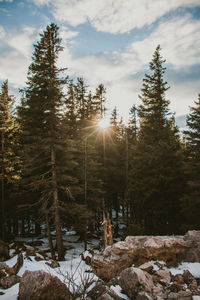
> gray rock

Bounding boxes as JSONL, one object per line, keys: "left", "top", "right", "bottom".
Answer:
{"left": 91, "top": 232, "right": 195, "bottom": 280}
{"left": 156, "top": 269, "right": 171, "bottom": 284}
{"left": 0, "top": 275, "right": 20, "bottom": 289}
{"left": 18, "top": 270, "right": 71, "bottom": 300}
{"left": 139, "top": 262, "right": 154, "bottom": 273}
{"left": 119, "top": 267, "right": 154, "bottom": 299}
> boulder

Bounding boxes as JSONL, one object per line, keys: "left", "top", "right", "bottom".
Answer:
{"left": 119, "top": 267, "right": 154, "bottom": 299}
{"left": 0, "top": 240, "right": 9, "bottom": 261}
{"left": 88, "top": 282, "right": 123, "bottom": 300}
{"left": 90, "top": 231, "right": 200, "bottom": 280}
{"left": 183, "top": 230, "right": 200, "bottom": 262}
{"left": 139, "top": 262, "right": 154, "bottom": 274}
{"left": 174, "top": 274, "right": 184, "bottom": 285}
{"left": 183, "top": 270, "right": 195, "bottom": 284}
{"left": 18, "top": 270, "right": 71, "bottom": 300}
{"left": 167, "top": 290, "right": 192, "bottom": 299}
{"left": 155, "top": 269, "right": 171, "bottom": 285}
{"left": 45, "top": 260, "right": 60, "bottom": 268}
{"left": 0, "top": 275, "right": 20, "bottom": 289}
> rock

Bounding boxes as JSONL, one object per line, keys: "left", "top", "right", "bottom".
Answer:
{"left": 0, "top": 240, "right": 9, "bottom": 261}
{"left": 119, "top": 267, "right": 154, "bottom": 299}
{"left": 139, "top": 262, "right": 154, "bottom": 274}
{"left": 174, "top": 274, "right": 184, "bottom": 284}
{"left": 183, "top": 270, "right": 195, "bottom": 284}
{"left": 155, "top": 269, "right": 171, "bottom": 285}
{"left": 152, "top": 283, "right": 165, "bottom": 299}
{"left": 88, "top": 282, "right": 123, "bottom": 300}
{"left": 0, "top": 275, "right": 20, "bottom": 289}
{"left": 91, "top": 231, "right": 200, "bottom": 280}
{"left": 35, "top": 254, "right": 44, "bottom": 261}
{"left": 45, "top": 260, "right": 60, "bottom": 268}
{"left": 91, "top": 235, "right": 188, "bottom": 280}
{"left": 167, "top": 290, "right": 192, "bottom": 299}
{"left": 0, "top": 269, "right": 6, "bottom": 278}
{"left": 5, "top": 253, "right": 23, "bottom": 276}
{"left": 137, "top": 291, "right": 153, "bottom": 299}
{"left": 178, "top": 290, "right": 192, "bottom": 299}
{"left": 18, "top": 270, "right": 71, "bottom": 300}
{"left": 0, "top": 291, "right": 5, "bottom": 295}
{"left": 183, "top": 230, "right": 200, "bottom": 262}
{"left": 168, "top": 283, "right": 184, "bottom": 293}
{"left": 189, "top": 280, "right": 199, "bottom": 295}
{"left": 97, "top": 294, "right": 114, "bottom": 300}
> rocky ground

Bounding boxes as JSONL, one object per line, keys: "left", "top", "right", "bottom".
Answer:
{"left": 1, "top": 231, "right": 200, "bottom": 299}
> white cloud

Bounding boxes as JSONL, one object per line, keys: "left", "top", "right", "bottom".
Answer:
{"left": 56, "top": 14, "right": 200, "bottom": 120}
{"left": 0, "top": 26, "right": 37, "bottom": 85}
{"left": 60, "top": 26, "right": 79, "bottom": 43}
{"left": 130, "top": 15, "right": 200, "bottom": 68}
{"left": 31, "top": 0, "right": 51, "bottom": 6}
{"left": 0, "top": 26, "right": 5, "bottom": 39}
{"left": 32, "top": 0, "right": 200, "bottom": 34}
{"left": 7, "top": 26, "right": 36, "bottom": 58}
{"left": 0, "top": 25, "right": 80, "bottom": 88}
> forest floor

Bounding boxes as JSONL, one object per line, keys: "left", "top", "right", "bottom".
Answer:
{"left": 1, "top": 231, "right": 200, "bottom": 299}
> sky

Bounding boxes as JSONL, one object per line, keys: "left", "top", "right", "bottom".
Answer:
{"left": 0, "top": 0, "right": 200, "bottom": 124}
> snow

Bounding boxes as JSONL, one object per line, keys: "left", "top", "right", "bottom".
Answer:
{"left": 110, "top": 284, "right": 131, "bottom": 299}
{"left": 1, "top": 233, "right": 200, "bottom": 300}
{"left": 169, "top": 262, "right": 200, "bottom": 278}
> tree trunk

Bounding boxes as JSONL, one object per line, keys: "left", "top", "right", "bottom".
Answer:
{"left": 84, "top": 138, "right": 88, "bottom": 251}
{"left": 102, "top": 212, "right": 113, "bottom": 248}
{"left": 13, "top": 217, "right": 19, "bottom": 236}
{"left": 45, "top": 211, "right": 55, "bottom": 260}
{"left": 51, "top": 147, "right": 64, "bottom": 260}
{"left": 35, "top": 220, "right": 41, "bottom": 235}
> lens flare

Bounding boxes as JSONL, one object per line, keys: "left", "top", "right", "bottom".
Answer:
{"left": 98, "top": 118, "right": 110, "bottom": 129}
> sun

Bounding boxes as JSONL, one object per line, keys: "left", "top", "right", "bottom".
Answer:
{"left": 98, "top": 118, "right": 110, "bottom": 129}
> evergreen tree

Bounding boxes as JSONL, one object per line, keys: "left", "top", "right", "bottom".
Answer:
{"left": 129, "top": 45, "right": 184, "bottom": 234}
{"left": 18, "top": 24, "right": 68, "bottom": 259}
{"left": 0, "top": 80, "right": 20, "bottom": 240}
{"left": 181, "top": 95, "right": 200, "bottom": 230}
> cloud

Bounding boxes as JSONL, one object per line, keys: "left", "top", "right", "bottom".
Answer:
{"left": 0, "top": 26, "right": 5, "bottom": 39}
{"left": 0, "top": 26, "right": 37, "bottom": 86}
{"left": 60, "top": 26, "right": 79, "bottom": 43}
{"left": 55, "top": 14, "right": 200, "bottom": 120}
{"left": 31, "top": 0, "right": 200, "bottom": 34}
{"left": 30, "top": 0, "right": 51, "bottom": 6}
{"left": 0, "top": 0, "right": 13, "bottom": 2}
{"left": 130, "top": 15, "right": 200, "bottom": 68}
{"left": 0, "top": 25, "right": 79, "bottom": 88}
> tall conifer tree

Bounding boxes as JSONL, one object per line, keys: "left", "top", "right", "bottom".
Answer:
{"left": 0, "top": 81, "right": 20, "bottom": 240}
{"left": 181, "top": 95, "right": 200, "bottom": 229}
{"left": 19, "top": 24, "right": 67, "bottom": 259}
{"left": 129, "top": 45, "right": 183, "bottom": 234}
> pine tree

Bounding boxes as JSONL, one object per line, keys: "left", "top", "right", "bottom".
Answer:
{"left": 181, "top": 95, "right": 200, "bottom": 230}
{"left": 0, "top": 80, "right": 20, "bottom": 240}
{"left": 129, "top": 45, "right": 184, "bottom": 234}
{"left": 18, "top": 24, "right": 68, "bottom": 259}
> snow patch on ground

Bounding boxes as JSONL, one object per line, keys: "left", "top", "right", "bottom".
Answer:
{"left": 169, "top": 262, "right": 200, "bottom": 278}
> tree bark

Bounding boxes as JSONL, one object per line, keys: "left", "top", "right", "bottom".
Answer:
{"left": 45, "top": 211, "right": 55, "bottom": 260}
{"left": 51, "top": 147, "right": 64, "bottom": 260}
